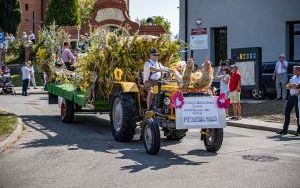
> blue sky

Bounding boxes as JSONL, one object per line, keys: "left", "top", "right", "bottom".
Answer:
{"left": 129, "top": 0, "right": 180, "bottom": 35}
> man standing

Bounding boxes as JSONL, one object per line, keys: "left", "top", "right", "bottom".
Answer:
{"left": 229, "top": 65, "right": 242, "bottom": 120}
{"left": 273, "top": 54, "right": 288, "bottom": 100}
{"left": 278, "top": 66, "right": 300, "bottom": 136}
{"left": 61, "top": 42, "right": 76, "bottom": 71}
{"left": 21, "top": 62, "right": 31, "bottom": 96}
{"left": 28, "top": 31, "right": 35, "bottom": 44}
{"left": 143, "top": 48, "right": 169, "bottom": 110}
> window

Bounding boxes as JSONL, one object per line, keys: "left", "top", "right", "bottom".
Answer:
{"left": 288, "top": 21, "right": 300, "bottom": 61}
{"left": 25, "top": 4, "right": 28, "bottom": 11}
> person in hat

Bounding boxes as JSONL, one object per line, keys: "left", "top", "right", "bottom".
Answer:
{"left": 273, "top": 54, "right": 289, "bottom": 100}
{"left": 143, "top": 48, "right": 170, "bottom": 110}
{"left": 278, "top": 66, "right": 300, "bottom": 136}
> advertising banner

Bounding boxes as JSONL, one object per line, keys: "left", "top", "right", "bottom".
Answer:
{"left": 176, "top": 96, "right": 226, "bottom": 129}
{"left": 190, "top": 28, "right": 208, "bottom": 50}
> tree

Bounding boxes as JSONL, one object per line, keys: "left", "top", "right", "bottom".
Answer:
{"left": 79, "top": 0, "right": 96, "bottom": 22}
{"left": 0, "top": 0, "right": 21, "bottom": 34}
{"left": 45, "top": 0, "right": 80, "bottom": 26}
{"left": 140, "top": 16, "right": 171, "bottom": 34}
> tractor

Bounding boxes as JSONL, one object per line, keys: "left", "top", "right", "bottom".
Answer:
{"left": 110, "top": 70, "right": 225, "bottom": 155}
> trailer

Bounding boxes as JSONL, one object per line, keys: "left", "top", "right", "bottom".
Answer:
{"left": 45, "top": 83, "right": 110, "bottom": 123}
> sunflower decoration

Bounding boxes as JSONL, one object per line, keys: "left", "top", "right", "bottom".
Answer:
{"left": 114, "top": 68, "right": 123, "bottom": 81}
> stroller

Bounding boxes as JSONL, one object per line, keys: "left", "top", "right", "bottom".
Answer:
{"left": 0, "top": 69, "right": 16, "bottom": 95}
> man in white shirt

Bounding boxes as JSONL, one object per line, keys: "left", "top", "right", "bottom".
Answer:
{"left": 143, "top": 48, "right": 170, "bottom": 110}
{"left": 28, "top": 31, "right": 35, "bottom": 44}
{"left": 278, "top": 66, "right": 300, "bottom": 136}
{"left": 273, "top": 54, "right": 288, "bottom": 100}
{"left": 21, "top": 62, "right": 31, "bottom": 96}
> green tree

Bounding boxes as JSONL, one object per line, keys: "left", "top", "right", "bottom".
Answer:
{"left": 45, "top": 0, "right": 80, "bottom": 26}
{"left": 79, "top": 0, "right": 96, "bottom": 22}
{"left": 140, "top": 16, "right": 171, "bottom": 34}
{"left": 0, "top": 0, "right": 21, "bottom": 34}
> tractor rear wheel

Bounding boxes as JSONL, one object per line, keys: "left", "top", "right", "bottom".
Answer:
{"left": 110, "top": 89, "right": 137, "bottom": 142}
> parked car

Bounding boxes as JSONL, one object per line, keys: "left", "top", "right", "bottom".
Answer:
{"left": 260, "top": 62, "right": 299, "bottom": 99}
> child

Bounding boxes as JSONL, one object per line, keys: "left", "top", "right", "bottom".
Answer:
{"left": 216, "top": 67, "right": 230, "bottom": 116}
{"left": 229, "top": 65, "right": 241, "bottom": 120}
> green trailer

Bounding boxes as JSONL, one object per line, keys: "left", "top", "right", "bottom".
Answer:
{"left": 45, "top": 83, "right": 110, "bottom": 123}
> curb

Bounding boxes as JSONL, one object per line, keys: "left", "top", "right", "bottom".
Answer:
{"left": 0, "top": 118, "right": 24, "bottom": 153}
{"left": 15, "top": 91, "right": 48, "bottom": 95}
{"left": 227, "top": 121, "right": 297, "bottom": 135}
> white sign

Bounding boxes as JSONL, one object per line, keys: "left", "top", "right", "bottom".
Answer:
{"left": 190, "top": 28, "right": 208, "bottom": 50}
{"left": 190, "top": 35, "right": 208, "bottom": 50}
{"left": 95, "top": 8, "right": 125, "bottom": 23}
{"left": 176, "top": 97, "right": 226, "bottom": 129}
{"left": 236, "top": 61, "right": 256, "bottom": 86}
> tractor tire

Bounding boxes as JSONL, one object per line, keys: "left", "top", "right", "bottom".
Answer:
{"left": 166, "top": 129, "right": 188, "bottom": 141}
{"left": 110, "top": 89, "right": 137, "bottom": 142}
{"left": 203, "top": 128, "right": 223, "bottom": 153}
{"left": 61, "top": 99, "right": 75, "bottom": 123}
{"left": 142, "top": 118, "right": 160, "bottom": 155}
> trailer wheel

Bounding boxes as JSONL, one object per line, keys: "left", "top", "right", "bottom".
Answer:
{"left": 166, "top": 129, "right": 188, "bottom": 141}
{"left": 61, "top": 99, "right": 75, "bottom": 123}
{"left": 142, "top": 118, "right": 160, "bottom": 155}
{"left": 110, "top": 89, "right": 137, "bottom": 142}
{"left": 203, "top": 128, "right": 223, "bottom": 153}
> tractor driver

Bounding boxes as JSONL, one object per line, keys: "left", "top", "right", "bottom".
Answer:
{"left": 143, "top": 48, "right": 170, "bottom": 110}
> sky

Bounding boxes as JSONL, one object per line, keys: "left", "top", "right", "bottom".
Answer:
{"left": 129, "top": 0, "right": 180, "bottom": 35}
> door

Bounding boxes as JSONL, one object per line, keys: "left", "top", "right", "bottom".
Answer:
{"left": 214, "top": 27, "right": 227, "bottom": 65}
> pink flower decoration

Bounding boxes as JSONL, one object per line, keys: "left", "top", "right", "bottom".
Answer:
{"left": 217, "top": 93, "right": 230, "bottom": 109}
{"left": 172, "top": 91, "right": 185, "bottom": 109}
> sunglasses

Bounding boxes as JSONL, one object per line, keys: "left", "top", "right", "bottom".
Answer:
{"left": 153, "top": 54, "right": 160, "bottom": 57}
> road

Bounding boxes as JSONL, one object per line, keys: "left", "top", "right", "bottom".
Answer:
{"left": 0, "top": 94, "right": 300, "bottom": 188}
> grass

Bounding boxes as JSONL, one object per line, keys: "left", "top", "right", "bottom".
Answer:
{"left": 11, "top": 72, "right": 44, "bottom": 87}
{"left": 5, "top": 54, "right": 20, "bottom": 65}
{"left": 0, "top": 110, "right": 17, "bottom": 138}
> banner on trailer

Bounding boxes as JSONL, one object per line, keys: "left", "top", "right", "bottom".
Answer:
{"left": 176, "top": 96, "right": 227, "bottom": 129}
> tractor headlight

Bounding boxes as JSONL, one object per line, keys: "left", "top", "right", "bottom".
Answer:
{"left": 163, "top": 97, "right": 171, "bottom": 106}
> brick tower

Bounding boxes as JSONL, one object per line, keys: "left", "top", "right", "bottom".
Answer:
{"left": 19, "top": 0, "right": 49, "bottom": 37}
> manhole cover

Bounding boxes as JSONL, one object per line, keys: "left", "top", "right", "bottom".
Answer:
{"left": 242, "top": 155, "right": 279, "bottom": 162}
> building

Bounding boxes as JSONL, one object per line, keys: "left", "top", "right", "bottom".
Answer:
{"left": 18, "top": 0, "right": 130, "bottom": 37}
{"left": 179, "top": 0, "right": 300, "bottom": 65}
{"left": 19, "top": 0, "right": 49, "bottom": 37}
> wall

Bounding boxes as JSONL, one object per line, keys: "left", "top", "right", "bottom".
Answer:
{"left": 180, "top": 0, "right": 300, "bottom": 64}
{"left": 19, "top": 0, "right": 48, "bottom": 38}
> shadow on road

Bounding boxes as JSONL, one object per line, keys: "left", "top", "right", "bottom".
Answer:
{"left": 19, "top": 114, "right": 210, "bottom": 173}
{"left": 267, "top": 135, "right": 300, "bottom": 141}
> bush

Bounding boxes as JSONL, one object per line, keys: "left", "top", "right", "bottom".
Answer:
{"left": 45, "top": 0, "right": 80, "bottom": 26}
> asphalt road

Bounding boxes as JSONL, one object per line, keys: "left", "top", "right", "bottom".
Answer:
{"left": 0, "top": 94, "right": 300, "bottom": 188}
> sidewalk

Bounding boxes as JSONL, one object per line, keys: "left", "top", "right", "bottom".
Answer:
{"left": 227, "top": 118, "right": 298, "bottom": 135}
{"left": 14, "top": 86, "right": 48, "bottom": 95}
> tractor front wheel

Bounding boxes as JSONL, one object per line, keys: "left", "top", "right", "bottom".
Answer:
{"left": 203, "top": 128, "right": 223, "bottom": 153}
{"left": 142, "top": 118, "right": 160, "bottom": 155}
